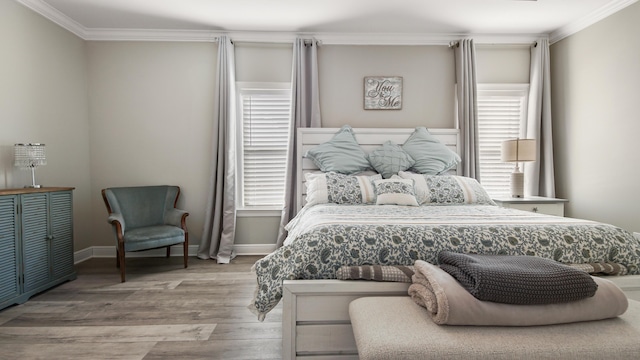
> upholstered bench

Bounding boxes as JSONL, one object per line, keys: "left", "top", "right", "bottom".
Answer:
{"left": 349, "top": 296, "right": 640, "bottom": 360}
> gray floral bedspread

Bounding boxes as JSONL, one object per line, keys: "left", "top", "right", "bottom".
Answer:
{"left": 249, "top": 204, "right": 640, "bottom": 320}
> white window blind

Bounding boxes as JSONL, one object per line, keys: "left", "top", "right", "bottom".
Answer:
{"left": 237, "top": 84, "right": 292, "bottom": 209}
{"left": 477, "top": 84, "right": 529, "bottom": 197}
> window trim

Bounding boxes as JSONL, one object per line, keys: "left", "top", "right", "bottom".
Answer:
{"left": 476, "top": 83, "right": 530, "bottom": 198}
{"left": 235, "top": 81, "right": 292, "bottom": 215}
{"left": 478, "top": 83, "right": 530, "bottom": 98}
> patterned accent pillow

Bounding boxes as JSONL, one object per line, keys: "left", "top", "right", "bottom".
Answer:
{"left": 398, "top": 171, "right": 496, "bottom": 205}
{"left": 373, "top": 178, "right": 419, "bottom": 206}
{"left": 336, "top": 265, "right": 415, "bottom": 283}
{"left": 401, "top": 127, "right": 461, "bottom": 175}
{"left": 367, "top": 141, "right": 416, "bottom": 179}
{"left": 304, "top": 125, "right": 371, "bottom": 174}
{"left": 305, "top": 172, "right": 381, "bottom": 206}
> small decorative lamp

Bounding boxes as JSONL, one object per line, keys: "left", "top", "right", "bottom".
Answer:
{"left": 501, "top": 139, "right": 535, "bottom": 198}
{"left": 14, "top": 143, "right": 47, "bottom": 188}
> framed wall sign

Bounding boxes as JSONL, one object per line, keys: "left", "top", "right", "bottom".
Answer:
{"left": 364, "top": 76, "right": 403, "bottom": 110}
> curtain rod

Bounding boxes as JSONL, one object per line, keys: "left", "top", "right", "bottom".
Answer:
{"left": 449, "top": 41, "right": 538, "bottom": 48}
{"left": 211, "top": 32, "right": 544, "bottom": 46}
{"left": 212, "top": 35, "right": 320, "bottom": 46}
{"left": 217, "top": 37, "right": 537, "bottom": 48}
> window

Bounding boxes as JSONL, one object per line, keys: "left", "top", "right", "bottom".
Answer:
{"left": 477, "top": 84, "right": 529, "bottom": 197}
{"left": 236, "top": 82, "right": 292, "bottom": 211}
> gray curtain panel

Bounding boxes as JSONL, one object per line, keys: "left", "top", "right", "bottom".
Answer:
{"left": 524, "top": 38, "right": 556, "bottom": 197}
{"left": 276, "top": 38, "right": 322, "bottom": 248}
{"left": 455, "top": 39, "right": 480, "bottom": 181}
{"left": 197, "top": 35, "right": 238, "bottom": 263}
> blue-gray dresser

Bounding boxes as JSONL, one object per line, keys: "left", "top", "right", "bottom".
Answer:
{"left": 0, "top": 187, "right": 77, "bottom": 311}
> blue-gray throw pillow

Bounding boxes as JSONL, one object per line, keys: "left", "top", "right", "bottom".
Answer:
{"left": 305, "top": 125, "right": 371, "bottom": 174}
{"left": 367, "top": 141, "right": 415, "bottom": 179}
{"left": 401, "top": 127, "right": 461, "bottom": 175}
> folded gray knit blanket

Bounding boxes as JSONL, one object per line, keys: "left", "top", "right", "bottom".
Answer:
{"left": 437, "top": 251, "right": 598, "bottom": 305}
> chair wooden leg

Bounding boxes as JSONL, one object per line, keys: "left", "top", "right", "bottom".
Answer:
{"left": 116, "top": 249, "right": 120, "bottom": 268}
{"left": 118, "top": 243, "right": 126, "bottom": 282}
{"left": 166, "top": 246, "right": 171, "bottom": 258}
{"left": 183, "top": 233, "right": 189, "bottom": 269}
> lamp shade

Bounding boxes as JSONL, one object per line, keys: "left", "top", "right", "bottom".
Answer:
{"left": 501, "top": 139, "right": 536, "bottom": 163}
{"left": 14, "top": 143, "right": 47, "bottom": 188}
{"left": 14, "top": 143, "right": 47, "bottom": 168}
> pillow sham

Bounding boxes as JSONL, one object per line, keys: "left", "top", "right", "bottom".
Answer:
{"left": 401, "top": 127, "right": 461, "bottom": 175}
{"left": 305, "top": 172, "right": 381, "bottom": 206}
{"left": 305, "top": 125, "right": 371, "bottom": 174}
{"left": 367, "top": 141, "right": 416, "bottom": 179}
{"left": 373, "top": 178, "right": 419, "bottom": 206}
{"left": 398, "top": 171, "right": 496, "bottom": 205}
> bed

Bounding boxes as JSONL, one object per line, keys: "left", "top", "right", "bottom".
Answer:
{"left": 248, "top": 127, "right": 640, "bottom": 360}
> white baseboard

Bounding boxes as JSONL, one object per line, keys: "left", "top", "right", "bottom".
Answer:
{"left": 74, "top": 243, "right": 275, "bottom": 264}
{"left": 73, "top": 247, "right": 94, "bottom": 264}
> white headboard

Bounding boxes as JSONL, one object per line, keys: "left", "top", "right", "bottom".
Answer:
{"left": 296, "top": 127, "right": 461, "bottom": 212}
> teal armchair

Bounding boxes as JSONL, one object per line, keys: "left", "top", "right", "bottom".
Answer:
{"left": 101, "top": 185, "right": 189, "bottom": 282}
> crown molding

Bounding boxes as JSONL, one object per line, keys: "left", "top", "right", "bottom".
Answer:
{"left": 550, "top": 0, "right": 638, "bottom": 44}
{"left": 465, "top": 34, "right": 543, "bottom": 46}
{"left": 83, "top": 28, "right": 219, "bottom": 42}
{"left": 17, "top": 0, "right": 87, "bottom": 38}
{"left": 17, "top": 0, "right": 637, "bottom": 45}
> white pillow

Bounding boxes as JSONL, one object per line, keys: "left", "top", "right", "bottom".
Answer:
{"left": 373, "top": 178, "right": 419, "bottom": 206}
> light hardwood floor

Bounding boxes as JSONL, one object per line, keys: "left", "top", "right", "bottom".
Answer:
{"left": 3, "top": 256, "right": 640, "bottom": 360}
{"left": 0, "top": 255, "right": 281, "bottom": 360}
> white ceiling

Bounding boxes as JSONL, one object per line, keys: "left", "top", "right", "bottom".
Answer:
{"left": 17, "top": 0, "right": 638, "bottom": 43}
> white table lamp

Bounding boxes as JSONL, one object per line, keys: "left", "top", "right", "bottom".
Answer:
{"left": 501, "top": 139, "right": 535, "bottom": 198}
{"left": 14, "top": 143, "right": 47, "bottom": 188}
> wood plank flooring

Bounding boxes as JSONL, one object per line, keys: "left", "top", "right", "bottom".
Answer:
{"left": 0, "top": 255, "right": 281, "bottom": 360}
{"left": 3, "top": 256, "right": 640, "bottom": 360}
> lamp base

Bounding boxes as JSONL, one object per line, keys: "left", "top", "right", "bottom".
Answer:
{"left": 510, "top": 171, "right": 524, "bottom": 198}
{"left": 26, "top": 167, "right": 41, "bottom": 189}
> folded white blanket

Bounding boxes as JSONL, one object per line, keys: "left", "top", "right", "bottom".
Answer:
{"left": 409, "top": 260, "right": 628, "bottom": 326}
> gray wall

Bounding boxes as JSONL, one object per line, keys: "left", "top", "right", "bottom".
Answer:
{"left": 318, "top": 45, "right": 455, "bottom": 129}
{"left": 0, "top": 0, "right": 93, "bottom": 251}
{"left": 86, "top": 41, "right": 217, "bottom": 248}
{"left": 476, "top": 45, "right": 530, "bottom": 84}
{"left": 0, "top": 1, "right": 534, "bottom": 250}
{"left": 551, "top": 2, "right": 640, "bottom": 233}
{"left": 234, "top": 42, "right": 293, "bottom": 245}
{"left": 236, "top": 42, "right": 293, "bottom": 82}
{"left": 5, "top": 0, "right": 637, "bottom": 252}
{"left": 87, "top": 41, "right": 296, "bottom": 249}
{"left": 235, "top": 44, "right": 530, "bottom": 245}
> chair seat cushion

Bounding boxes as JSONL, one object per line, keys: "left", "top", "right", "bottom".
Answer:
{"left": 124, "top": 225, "right": 185, "bottom": 252}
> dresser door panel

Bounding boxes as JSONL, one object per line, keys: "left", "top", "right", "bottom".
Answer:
{"left": 0, "top": 196, "right": 20, "bottom": 304}
{"left": 50, "top": 191, "right": 74, "bottom": 278}
{"left": 21, "top": 193, "right": 51, "bottom": 293}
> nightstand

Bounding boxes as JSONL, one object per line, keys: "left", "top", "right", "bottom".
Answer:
{"left": 492, "top": 196, "right": 568, "bottom": 217}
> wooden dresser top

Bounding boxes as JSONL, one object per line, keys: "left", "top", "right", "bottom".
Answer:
{"left": 0, "top": 187, "right": 75, "bottom": 196}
